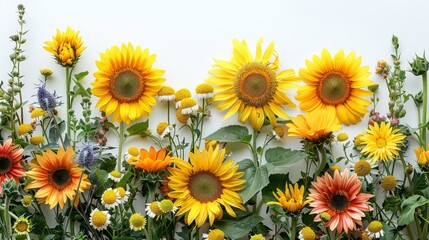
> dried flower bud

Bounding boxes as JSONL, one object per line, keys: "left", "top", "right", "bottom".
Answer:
{"left": 409, "top": 53, "right": 429, "bottom": 76}
{"left": 9, "top": 34, "right": 19, "bottom": 41}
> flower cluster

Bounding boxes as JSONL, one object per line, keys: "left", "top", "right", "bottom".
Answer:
{"left": 1, "top": 4, "right": 428, "bottom": 240}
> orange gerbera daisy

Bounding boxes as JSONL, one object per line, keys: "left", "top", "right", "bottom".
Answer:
{"left": 308, "top": 169, "right": 373, "bottom": 233}
{"left": 25, "top": 147, "right": 91, "bottom": 209}
{"left": 0, "top": 139, "right": 25, "bottom": 193}
{"left": 128, "top": 147, "right": 175, "bottom": 172}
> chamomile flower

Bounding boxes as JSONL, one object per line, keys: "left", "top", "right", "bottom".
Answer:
{"left": 156, "top": 122, "right": 172, "bottom": 138}
{"left": 180, "top": 97, "right": 198, "bottom": 114}
{"left": 145, "top": 201, "right": 163, "bottom": 219}
{"left": 158, "top": 86, "right": 175, "bottom": 102}
{"left": 129, "top": 213, "right": 146, "bottom": 231}
{"left": 202, "top": 229, "right": 225, "bottom": 240}
{"left": 115, "top": 187, "right": 130, "bottom": 204}
{"left": 349, "top": 158, "right": 377, "bottom": 182}
{"left": 159, "top": 199, "right": 178, "bottom": 213}
{"left": 90, "top": 209, "right": 111, "bottom": 231}
{"left": 101, "top": 188, "right": 120, "bottom": 209}
{"left": 108, "top": 170, "right": 122, "bottom": 182}
{"left": 366, "top": 220, "right": 384, "bottom": 239}
{"left": 299, "top": 227, "right": 316, "bottom": 240}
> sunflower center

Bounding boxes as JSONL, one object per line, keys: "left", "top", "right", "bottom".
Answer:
{"left": 376, "top": 138, "right": 387, "bottom": 148}
{"left": 354, "top": 160, "right": 372, "bottom": 176}
{"left": 234, "top": 62, "right": 277, "bottom": 107}
{"left": 188, "top": 171, "right": 223, "bottom": 203}
{"left": 0, "top": 156, "right": 12, "bottom": 174}
{"left": 50, "top": 168, "right": 71, "bottom": 190}
{"left": 317, "top": 73, "right": 351, "bottom": 105}
{"left": 110, "top": 69, "right": 145, "bottom": 102}
{"left": 330, "top": 191, "right": 350, "bottom": 213}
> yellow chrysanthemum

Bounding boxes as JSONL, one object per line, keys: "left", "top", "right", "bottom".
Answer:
{"left": 25, "top": 147, "right": 91, "bottom": 209}
{"left": 286, "top": 109, "right": 342, "bottom": 141}
{"left": 360, "top": 122, "right": 406, "bottom": 162}
{"left": 43, "top": 27, "right": 85, "bottom": 67}
{"left": 91, "top": 43, "right": 165, "bottom": 124}
{"left": 168, "top": 147, "right": 246, "bottom": 227}
{"left": 415, "top": 144, "right": 429, "bottom": 167}
{"left": 267, "top": 183, "right": 310, "bottom": 213}
{"left": 207, "top": 39, "right": 297, "bottom": 130}
{"left": 296, "top": 49, "right": 374, "bottom": 125}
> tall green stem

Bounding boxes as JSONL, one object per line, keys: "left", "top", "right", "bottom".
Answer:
{"left": 314, "top": 144, "right": 327, "bottom": 177}
{"left": 3, "top": 196, "right": 12, "bottom": 238}
{"left": 290, "top": 216, "right": 297, "bottom": 240}
{"left": 422, "top": 172, "right": 429, "bottom": 238}
{"left": 252, "top": 129, "right": 259, "bottom": 167}
{"left": 117, "top": 122, "right": 126, "bottom": 172}
{"left": 422, "top": 72, "right": 427, "bottom": 147}
{"left": 65, "top": 67, "right": 72, "bottom": 138}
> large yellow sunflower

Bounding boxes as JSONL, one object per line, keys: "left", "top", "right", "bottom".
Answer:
{"left": 25, "top": 147, "right": 91, "bottom": 209}
{"left": 43, "top": 27, "right": 85, "bottom": 67}
{"left": 286, "top": 109, "right": 342, "bottom": 141}
{"left": 296, "top": 49, "right": 374, "bottom": 125}
{"left": 92, "top": 43, "right": 165, "bottom": 124}
{"left": 168, "top": 147, "right": 246, "bottom": 227}
{"left": 360, "top": 122, "right": 406, "bottom": 162}
{"left": 206, "top": 39, "right": 297, "bottom": 130}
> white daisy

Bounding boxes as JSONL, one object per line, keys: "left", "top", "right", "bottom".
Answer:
{"left": 90, "top": 209, "right": 111, "bottom": 231}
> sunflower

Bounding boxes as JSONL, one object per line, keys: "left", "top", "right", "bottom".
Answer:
{"left": 267, "top": 183, "right": 310, "bottom": 213}
{"left": 92, "top": 43, "right": 165, "bottom": 124}
{"left": 0, "top": 139, "right": 25, "bottom": 193}
{"left": 296, "top": 49, "right": 374, "bottom": 125}
{"left": 25, "top": 147, "right": 91, "bottom": 209}
{"left": 286, "top": 109, "right": 342, "bottom": 141}
{"left": 308, "top": 169, "right": 373, "bottom": 233}
{"left": 168, "top": 147, "right": 246, "bottom": 227}
{"left": 360, "top": 122, "right": 406, "bottom": 162}
{"left": 43, "top": 27, "right": 85, "bottom": 67}
{"left": 206, "top": 39, "right": 297, "bottom": 130}
{"left": 128, "top": 147, "right": 175, "bottom": 172}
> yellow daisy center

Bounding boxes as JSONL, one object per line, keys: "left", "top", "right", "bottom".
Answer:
{"left": 337, "top": 132, "right": 349, "bottom": 142}
{"left": 0, "top": 155, "right": 12, "bottom": 174}
{"left": 91, "top": 211, "right": 107, "bottom": 227}
{"left": 150, "top": 202, "right": 164, "bottom": 216}
{"left": 115, "top": 187, "right": 126, "bottom": 199}
{"left": 300, "top": 227, "right": 316, "bottom": 240}
{"left": 320, "top": 212, "right": 331, "bottom": 222}
{"left": 368, "top": 220, "right": 383, "bottom": 233}
{"left": 159, "top": 199, "right": 174, "bottom": 212}
{"left": 110, "top": 68, "right": 145, "bottom": 103}
{"left": 234, "top": 62, "right": 277, "bottom": 107}
{"left": 31, "top": 108, "right": 45, "bottom": 118}
{"left": 250, "top": 234, "right": 265, "bottom": 240}
{"left": 354, "top": 160, "right": 372, "bottom": 176}
{"left": 180, "top": 98, "right": 197, "bottom": 108}
{"left": 188, "top": 171, "right": 223, "bottom": 203}
{"left": 381, "top": 175, "right": 396, "bottom": 191}
{"left": 158, "top": 86, "right": 175, "bottom": 96}
{"left": 110, "top": 170, "right": 121, "bottom": 178}
{"left": 49, "top": 167, "right": 71, "bottom": 190}
{"left": 330, "top": 191, "right": 350, "bottom": 213}
{"left": 17, "top": 124, "right": 33, "bottom": 136}
{"left": 376, "top": 138, "right": 387, "bottom": 148}
{"left": 196, "top": 83, "right": 214, "bottom": 94}
{"left": 157, "top": 122, "right": 169, "bottom": 135}
{"left": 102, "top": 190, "right": 118, "bottom": 204}
{"left": 30, "top": 136, "right": 45, "bottom": 145}
{"left": 175, "top": 88, "right": 192, "bottom": 102}
{"left": 22, "top": 195, "right": 33, "bottom": 207}
{"left": 208, "top": 229, "right": 224, "bottom": 240}
{"left": 317, "top": 73, "right": 351, "bottom": 105}
{"left": 15, "top": 220, "right": 29, "bottom": 232}
{"left": 130, "top": 213, "right": 146, "bottom": 229}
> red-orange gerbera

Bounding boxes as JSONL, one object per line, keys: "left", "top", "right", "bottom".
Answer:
{"left": 128, "top": 147, "right": 175, "bottom": 172}
{"left": 0, "top": 139, "right": 25, "bottom": 193}
{"left": 308, "top": 169, "right": 373, "bottom": 233}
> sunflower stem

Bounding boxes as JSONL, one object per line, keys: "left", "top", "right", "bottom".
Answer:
{"left": 422, "top": 71, "right": 428, "bottom": 147}
{"left": 422, "top": 172, "right": 429, "bottom": 238}
{"left": 117, "top": 122, "right": 126, "bottom": 172}
{"left": 3, "top": 196, "right": 12, "bottom": 238}
{"left": 50, "top": 109, "right": 65, "bottom": 148}
{"left": 314, "top": 145, "right": 327, "bottom": 177}
{"left": 289, "top": 216, "right": 297, "bottom": 240}
{"left": 64, "top": 171, "right": 84, "bottom": 237}
{"left": 252, "top": 129, "right": 259, "bottom": 167}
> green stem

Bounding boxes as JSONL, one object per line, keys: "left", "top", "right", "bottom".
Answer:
{"left": 290, "top": 216, "right": 297, "bottom": 240}
{"left": 198, "top": 100, "right": 206, "bottom": 149}
{"left": 65, "top": 67, "right": 72, "bottom": 138}
{"left": 314, "top": 144, "right": 327, "bottom": 177}
{"left": 4, "top": 196, "right": 12, "bottom": 238}
{"left": 50, "top": 110, "right": 65, "bottom": 147}
{"left": 422, "top": 172, "right": 429, "bottom": 238}
{"left": 117, "top": 122, "right": 126, "bottom": 172}
{"left": 422, "top": 71, "right": 428, "bottom": 147}
{"left": 64, "top": 171, "right": 84, "bottom": 237}
{"left": 252, "top": 128, "right": 259, "bottom": 167}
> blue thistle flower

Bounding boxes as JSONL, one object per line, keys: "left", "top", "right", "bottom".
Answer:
{"left": 77, "top": 141, "right": 95, "bottom": 168}
{"left": 37, "top": 85, "right": 57, "bottom": 110}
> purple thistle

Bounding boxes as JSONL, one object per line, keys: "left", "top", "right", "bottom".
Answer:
{"left": 37, "top": 85, "right": 57, "bottom": 110}
{"left": 77, "top": 141, "right": 95, "bottom": 168}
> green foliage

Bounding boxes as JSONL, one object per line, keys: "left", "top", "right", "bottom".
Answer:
{"left": 238, "top": 159, "right": 270, "bottom": 203}
{"left": 205, "top": 125, "right": 252, "bottom": 143}
{"left": 398, "top": 195, "right": 429, "bottom": 226}
{"left": 214, "top": 210, "right": 264, "bottom": 239}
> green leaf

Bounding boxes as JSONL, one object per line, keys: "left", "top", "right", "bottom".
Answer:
{"left": 117, "top": 171, "right": 133, "bottom": 188}
{"left": 113, "top": 238, "right": 135, "bottom": 240}
{"left": 397, "top": 195, "right": 429, "bottom": 225}
{"left": 383, "top": 196, "right": 402, "bottom": 212}
{"left": 238, "top": 159, "right": 269, "bottom": 203}
{"left": 204, "top": 125, "right": 251, "bottom": 143}
{"left": 265, "top": 147, "right": 306, "bottom": 175}
{"left": 89, "top": 169, "right": 110, "bottom": 197}
{"left": 126, "top": 120, "right": 149, "bottom": 135}
{"left": 214, "top": 211, "right": 264, "bottom": 239}
{"left": 74, "top": 71, "right": 89, "bottom": 81}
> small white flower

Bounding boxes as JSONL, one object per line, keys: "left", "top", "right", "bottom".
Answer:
{"left": 90, "top": 209, "right": 111, "bottom": 231}
{"left": 115, "top": 187, "right": 130, "bottom": 204}
{"left": 145, "top": 201, "right": 163, "bottom": 219}
{"left": 101, "top": 188, "right": 120, "bottom": 209}
{"left": 108, "top": 170, "right": 122, "bottom": 182}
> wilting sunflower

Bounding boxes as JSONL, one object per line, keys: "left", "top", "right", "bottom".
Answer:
{"left": 0, "top": 139, "right": 25, "bottom": 193}
{"left": 43, "top": 27, "right": 85, "bottom": 67}
{"left": 128, "top": 147, "right": 175, "bottom": 172}
{"left": 168, "top": 147, "right": 246, "bottom": 227}
{"left": 206, "top": 39, "right": 297, "bottom": 130}
{"left": 92, "top": 43, "right": 165, "bottom": 124}
{"left": 286, "top": 109, "right": 342, "bottom": 141}
{"left": 25, "top": 147, "right": 91, "bottom": 209}
{"left": 360, "top": 122, "right": 406, "bottom": 162}
{"left": 296, "top": 49, "right": 374, "bottom": 125}
{"left": 309, "top": 169, "right": 373, "bottom": 233}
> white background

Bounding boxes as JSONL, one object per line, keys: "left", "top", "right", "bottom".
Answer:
{"left": 0, "top": 0, "right": 428, "bottom": 181}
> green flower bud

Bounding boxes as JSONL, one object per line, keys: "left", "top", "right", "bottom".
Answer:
{"left": 409, "top": 54, "right": 429, "bottom": 76}
{"left": 392, "top": 35, "right": 399, "bottom": 49}
{"left": 415, "top": 91, "right": 423, "bottom": 105}
{"left": 368, "top": 84, "right": 379, "bottom": 93}
{"left": 2, "top": 179, "right": 20, "bottom": 197}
